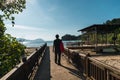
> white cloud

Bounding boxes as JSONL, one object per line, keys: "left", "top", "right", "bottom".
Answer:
{"left": 14, "top": 0, "right": 56, "bottom": 25}
{"left": 4, "top": 0, "right": 57, "bottom": 41}
{"left": 5, "top": 24, "right": 49, "bottom": 40}
{"left": 6, "top": 24, "right": 47, "bottom": 31}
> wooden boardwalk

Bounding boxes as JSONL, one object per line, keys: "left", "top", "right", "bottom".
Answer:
{"left": 34, "top": 46, "right": 85, "bottom": 80}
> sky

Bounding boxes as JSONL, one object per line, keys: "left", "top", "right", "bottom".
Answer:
{"left": 5, "top": 0, "right": 120, "bottom": 41}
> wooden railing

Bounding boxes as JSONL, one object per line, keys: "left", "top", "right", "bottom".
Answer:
{"left": 1, "top": 43, "right": 47, "bottom": 80}
{"left": 64, "top": 48, "right": 120, "bottom": 80}
{"left": 88, "top": 58, "right": 120, "bottom": 80}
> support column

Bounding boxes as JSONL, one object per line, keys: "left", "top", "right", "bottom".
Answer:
{"left": 106, "top": 33, "right": 108, "bottom": 46}
{"left": 94, "top": 27, "right": 97, "bottom": 51}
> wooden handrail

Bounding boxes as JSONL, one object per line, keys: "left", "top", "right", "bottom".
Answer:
{"left": 64, "top": 48, "right": 120, "bottom": 80}
{"left": 1, "top": 43, "right": 47, "bottom": 80}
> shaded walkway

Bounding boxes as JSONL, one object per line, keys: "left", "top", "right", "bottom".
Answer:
{"left": 34, "top": 47, "right": 50, "bottom": 80}
{"left": 34, "top": 46, "right": 85, "bottom": 80}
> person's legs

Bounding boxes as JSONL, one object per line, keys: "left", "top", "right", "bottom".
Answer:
{"left": 58, "top": 53, "right": 61, "bottom": 65}
{"left": 55, "top": 53, "right": 57, "bottom": 64}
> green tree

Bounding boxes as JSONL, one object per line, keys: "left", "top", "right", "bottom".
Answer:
{"left": 105, "top": 18, "right": 120, "bottom": 25}
{"left": 0, "top": 34, "right": 26, "bottom": 76}
{"left": 0, "top": 0, "right": 26, "bottom": 26}
{"left": 0, "top": 0, "right": 26, "bottom": 77}
{"left": 104, "top": 18, "right": 120, "bottom": 45}
{"left": 62, "top": 34, "right": 80, "bottom": 40}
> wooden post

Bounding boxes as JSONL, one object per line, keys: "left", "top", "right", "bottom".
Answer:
{"left": 81, "top": 31, "right": 84, "bottom": 47}
{"left": 114, "top": 32, "right": 116, "bottom": 46}
{"left": 101, "top": 33, "right": 104, "bottom": 46}
{"left": 106, "top": 33, "right": 108, "bottom": 46}
{"left": 112, "top": 32, "right": 116, "bottom": 46}
{"left": 94, "top": 27, "right": 97, "bottom": 51}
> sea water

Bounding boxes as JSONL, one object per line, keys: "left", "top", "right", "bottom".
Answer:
{"left": 22, "top": 40, "right": 80, "bottom": 47}
{"left": 22, "top": 41, "right": 54, "bottom": 47}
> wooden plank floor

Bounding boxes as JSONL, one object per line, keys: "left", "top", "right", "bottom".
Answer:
{"left": 34, "top": 46, "right": 85, "bottom": 80}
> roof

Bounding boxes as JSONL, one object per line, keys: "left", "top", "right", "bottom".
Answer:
{"left": 78, "top": 24, "right": 120, "bottom": 33}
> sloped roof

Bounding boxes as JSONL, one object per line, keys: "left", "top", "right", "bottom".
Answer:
{"left": 78, "top": 24, "right": 120, "bottom": 33}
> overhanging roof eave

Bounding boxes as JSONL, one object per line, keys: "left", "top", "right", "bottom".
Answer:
{"left": 78, "top": 24, "right": 120, "bottom": 33}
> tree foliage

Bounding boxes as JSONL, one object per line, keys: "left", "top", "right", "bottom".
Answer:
{"left": 62, "top": 34, "right": 81, "bottom": 40}
{"left": 0, "top": 0, "right": 26, "bottom": 26}
{"left": 0, "top": 0, "right": 26, "bottom": 77}
{"left": 105, "top": 18, "right": 120, "bottom": 25}
{"left": 0, "top": 34, "right": 26, "bottom": 76}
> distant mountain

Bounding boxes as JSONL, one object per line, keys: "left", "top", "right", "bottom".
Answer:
{"left": 30, "top": 39, "right": 44, "bottom": 43}
{"left": 16, "top": 38, "right": 28, "bottom": 42}
{"left": 16, "top": 38, "right": 44, "bottom": 42}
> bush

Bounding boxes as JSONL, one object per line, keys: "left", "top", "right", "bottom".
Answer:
{"left": 0, "top": 34, "right": 26, "bottom": 77}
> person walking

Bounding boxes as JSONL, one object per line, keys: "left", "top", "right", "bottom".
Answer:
{"left": 53, "top": 34, "right": 63, "bottom": 65}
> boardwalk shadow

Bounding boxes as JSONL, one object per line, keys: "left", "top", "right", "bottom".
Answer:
{"left": 60, "top": 65, "right": 85, "bottom": 80}
{"left": 34, "top": 47, "right": 51, "bottom": 80}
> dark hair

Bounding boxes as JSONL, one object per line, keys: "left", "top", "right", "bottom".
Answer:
{"left": 56, "top": 34, "right": 59, "bottom": 38}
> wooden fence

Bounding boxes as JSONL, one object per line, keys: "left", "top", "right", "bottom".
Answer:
{"left": 64, "top": 48, "right": 120, "bottom": 80}
{"left": 1, "top": 43, "right": 47, "bottom": 80}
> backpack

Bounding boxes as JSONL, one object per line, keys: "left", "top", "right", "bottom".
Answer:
{"left": 60, "top": 41, "right": 64, "bottom": 52}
